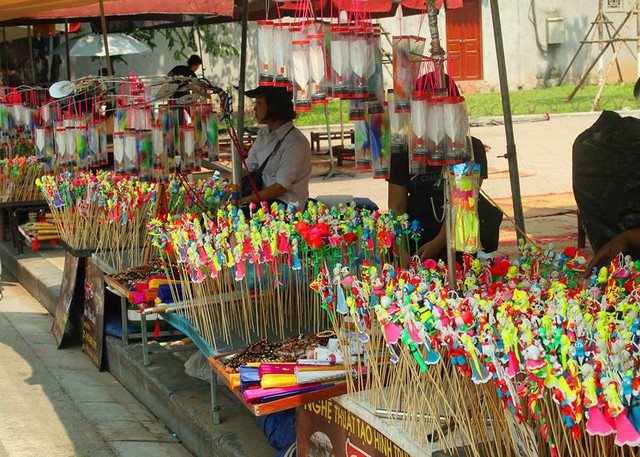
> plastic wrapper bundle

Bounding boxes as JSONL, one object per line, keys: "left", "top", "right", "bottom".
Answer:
{"left": 113, "top": 132, "right": 125, "bottom": 174}
{"left": 366, "top": 27, "right": 384, "bottom": 104}
{"left": 124, "top": 130, "right": 139, "bottom": 175}
{"left": 368, "top": 102, "right": 391, "bottom": 179}
{"left": 446, "top": 162, "right": 480, "bottom": 254}
{"left": 192, "top": 104, "right": 205, "bottom": 161}
{"left": 159, "top": 104, "right": 179, "bottom": 173}
{"left": 181, "top": 126, "right": 196, "bottom": 172}
{"left": 64, "top": 124, "right": 77, "bottom": 168}
{"left": 88, "top": 122, "right": 101, "bottom": 169}
{"left": 290, "top": 24, "right": 312, "bottom": 112}
{"left": 204, "top": 111, "right": 220, "bottom": 161}
{"left": 273, "top": 22, "right": 293, "bottom": 87}
{"left": 353, "top": 119, "right": 371, "bottom": 169}
{"left": 258, "top": 21, "right": 276, "bottom": 85}
{"left": 307, "top": 25, "right": 328, "bottom": 104}
{"left": 350, "top": 29, "right": 371, "bottom": 99}
{"left": 392, "top": 35, "right": 426, "bottom": 112}
{"left": 410, "top": 92, "right": 428, "bottom": 163}
{"left": 35, "top": 126, "right": 54, "bottom": 171}
{"left": 139, "top": 130, "right": 154, "bottom": 181}
{"left": 443, "top": 96, "right": 472, "bottom": 164}
{"left": 349, "top": 99, "right": 365, "bottom": 121}
{"left": 330, "top": 26, "right": 352, "bottom": 98}
{"left": 75, "top": 125, "right": 89, "bottom": 170}
{"left": 388, "top": 91, "right": 411, "bottom": 157}
{"left": 151, "top": 123, "right": 166, "bottom": 179}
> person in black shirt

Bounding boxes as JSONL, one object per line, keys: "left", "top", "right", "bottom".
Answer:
{"left": 167, "top": 54, "right": 202, "bottom": 101}
{"left": 1, "top": 62, "right": 22, "bottom": 88}
{"left": 388, "top": 137, "right": 488, "bottom": 264}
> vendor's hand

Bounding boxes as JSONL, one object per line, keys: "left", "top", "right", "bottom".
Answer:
{"left": 583, "top": 233, "right": 628, "bottom": 278}
{"left": 417, "top": 239, "right": 444, "bottom": 262}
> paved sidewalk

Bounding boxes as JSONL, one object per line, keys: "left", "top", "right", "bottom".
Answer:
{"left": 0, "top": 270, "right": 193, "bottom": 457}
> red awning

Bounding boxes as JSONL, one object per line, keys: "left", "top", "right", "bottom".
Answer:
{"left": 31, "top": 0, "right": 234, "bottom": 21}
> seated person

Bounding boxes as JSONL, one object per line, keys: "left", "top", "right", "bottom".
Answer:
{"left": 389, "top": 73, "right": 490, "bottom": 264}
{"left": 388, "top": 137, "right": 488, "bottom": 264}
{"left": 237, "top": 85, "right": 311, "bottom": 207}
{"left": 573, "top": 109, "right": 640, "bottom": 272}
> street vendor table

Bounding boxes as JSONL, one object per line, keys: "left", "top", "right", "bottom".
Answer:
{"left": 0, "top": 199, "right": 48, "bottom": 254}
{"left": 139, "top": 300, "right": 354, "bottom": 425}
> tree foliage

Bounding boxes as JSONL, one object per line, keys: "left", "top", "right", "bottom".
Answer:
{"left": 130, "top": 19, "right": 239, "bottom": 62}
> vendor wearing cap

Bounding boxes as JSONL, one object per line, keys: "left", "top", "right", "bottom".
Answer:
{"left": 238, "top": 85, "right": 311, "bottom": 207}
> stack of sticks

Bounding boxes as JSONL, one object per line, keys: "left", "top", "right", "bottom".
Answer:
{"left": 311, "top": 244, "right": 640, "bottom": 457}
{"left": 148, "top": 201, "right": 413, "bottom": 351}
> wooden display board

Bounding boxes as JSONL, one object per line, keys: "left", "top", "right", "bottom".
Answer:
{"left": 51, "top": 252, "right": 85, "bottom": 347}
{"left": 82, "top": 258, "right": 105, "bottom": 369}
{"left": 297, "top": 399, "right": 411, "bottom": 457}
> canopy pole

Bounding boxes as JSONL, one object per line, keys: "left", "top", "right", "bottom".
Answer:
{"left": 99, "top": 0, "right": 113, "bottom": 76}
{"left": 196, "top": 23, "right": 206, "bottom": 78}
{"left": 27, "top": 26, "right": 35, "bottom": 84}
{"left": 489, "top": 0, "right": 526, "bottom": 241}
{"left": 2, "top": 28, "right": 6, "bottom": 65}
{"left": 64, "top": 20, "right": 71, "bottom": 81}
{"left": 233, "top": 0, "right": 250, "bottom": 185}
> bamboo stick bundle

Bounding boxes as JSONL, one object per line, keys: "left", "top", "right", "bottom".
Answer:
{"left": 0, "top": 156, "right": 45, "bottom": 203}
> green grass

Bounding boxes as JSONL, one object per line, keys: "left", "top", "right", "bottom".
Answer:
{"left": 289, "top": 83, "right": 638, "bottom": 127}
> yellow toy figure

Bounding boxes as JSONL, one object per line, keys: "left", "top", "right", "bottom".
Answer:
{"left": 446, "top": 163, "right": 480, "bottom": 254}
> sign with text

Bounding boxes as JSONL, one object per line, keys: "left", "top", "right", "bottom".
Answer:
{"left": 52, "top": 253, "right": 83, "bottom": 347}
{"left": 297, "top": 399, "right": 411, "bottom": 457}
{"left": 82, "top": 258, "right": 105, "bottom": 370}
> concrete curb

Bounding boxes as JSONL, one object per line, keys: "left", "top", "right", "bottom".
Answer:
{"left": 0, "top": 243, "right": 61, "bottom": 315}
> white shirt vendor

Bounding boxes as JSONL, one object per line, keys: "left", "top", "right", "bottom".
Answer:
{"left": 246, "top": 121, "right": 311, "bottom": 205}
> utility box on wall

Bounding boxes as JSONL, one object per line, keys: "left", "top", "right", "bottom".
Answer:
{"left": 546, "top": 17, "right": 565, "bottom": 45}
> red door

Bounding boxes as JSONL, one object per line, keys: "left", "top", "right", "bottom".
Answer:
{"left": 446, "top": 0, "right": 483, "bottom": 81}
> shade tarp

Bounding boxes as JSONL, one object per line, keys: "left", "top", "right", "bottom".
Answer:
{"left": 270, "top": 0, "right": 462, "bottom": 16}
{"left": 28, "top": 0, "right": 234, "bottom": 22}
{"left": 0, "top": 0, "right": 117, "bottom": 22}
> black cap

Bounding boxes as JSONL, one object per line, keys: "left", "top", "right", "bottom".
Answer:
{"left": 244, "top": 85, "right": 292, "bottom": 99}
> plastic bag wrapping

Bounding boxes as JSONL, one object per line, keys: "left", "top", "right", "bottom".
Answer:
{"left": 573, "top": 110, "right": 640, "bottom": 253}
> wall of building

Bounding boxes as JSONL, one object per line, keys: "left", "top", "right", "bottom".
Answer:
{"left": 478, "top": 0, "right": 638, "bottom": 90}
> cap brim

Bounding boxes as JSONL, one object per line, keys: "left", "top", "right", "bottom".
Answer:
{"left": 244, "top": 86, "right": 265, "bottom": 98}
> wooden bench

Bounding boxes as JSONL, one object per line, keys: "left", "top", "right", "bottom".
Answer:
{"left": 310, "top": 129, "right": 355, "bottom": 151}
{"left": 332, "top": 146, "right": 355, "bottom": 167}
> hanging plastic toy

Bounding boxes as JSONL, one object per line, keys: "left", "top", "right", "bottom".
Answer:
{"left": 181, "top": 126, "right": 196, "bottom": 172}
{"left": 446, "top": 162, "right": 480, "bottom": 254}
{"left": 88, "top": 122, "right": 101, "bottom": 168}
{"left": 273, "top": 22, "right": 293, "bottom": 88}
{"left": 426, "top": 99, "right": 445, "bottom": 165}
{"left": 75, "top": 125, "right": 89, "bottom": 170}
{"left": 35, "top": 127, "right": 46, "bottom": 164}
{"left": 369, "top": 102, "right": 391, "bottom": 179}
{"left": 330, "top": 26, "right": 351, "bottom": 98}
{"left": 350, "top": 30, "right": 370, "bottom": 99}
{"left": 388, "top": 90, "right": 410, "bottom": 157}
{"left": 151, "top": 123, "right": 165, "bottom": 179}
{"left": 410, "top": 92, "right": 428, "bottom": 162}
{"left": 354, "top": 119, "right": 371, "bottom": 170}
{"left": 124, "top": 129, "right": 139, "bottom": 175}
{"left": 54, "top": 126, "right": 66, "bottom": 168}
{"left": 307, "top": 26, "right": 328, "bottom": 104}
{"left": 392, "top": 35, "right": 426, "bottom": 112}
{"left": 113, "top": 132, "right": 125, "bottom": 174}
{"left": 291, "top": 25, "right": 312, "bottom": 112}
{"left": 258, "top": 21, "right": 276, "bottom": 85}
{"left": 205, "top": 111, "right": 220, "bottom": 161}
